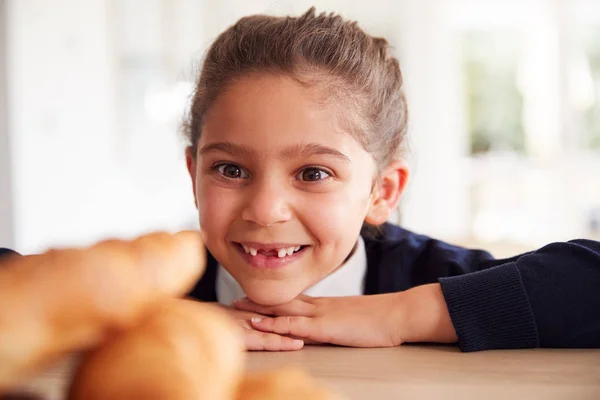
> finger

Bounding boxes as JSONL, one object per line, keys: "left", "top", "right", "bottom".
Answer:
{"left": 245, "top": 329, "right": 304, "bottom": 351}
{"left": 233, "top": 298, "right": 315, "bottom": 317}
{"left": 250, "top": 316, "right": 328, "bottom": 344}
{"left": 0, "top": 231, "right": 205, "bottom": 391}
{"left": 296, "top": 294, "right": 314, "bottom": 302}
{"left": 235, "top": 317, "right": 318, "bottom": 345}
{"left": 235, "top": 318, "right": 252, "bottom": 330}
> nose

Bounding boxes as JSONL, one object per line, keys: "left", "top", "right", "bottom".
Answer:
{"left": 241, "top": 178, "right": 292, "bottom": 226}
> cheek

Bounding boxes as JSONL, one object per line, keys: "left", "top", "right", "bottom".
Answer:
{"left": 195, "top": 179, "right": 238, "bottom": 240}
{"left": 299, "top": 182, "right": 371, "bottom": 245}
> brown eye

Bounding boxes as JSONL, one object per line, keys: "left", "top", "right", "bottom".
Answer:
{"left": 299, "top": 167, "right": 331, "bottom": 182}
{"left": 216, "top": 163, "right": 249, "bottom": 179}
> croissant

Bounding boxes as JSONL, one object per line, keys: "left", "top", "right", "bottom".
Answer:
{"left": 68, "top": 298, "right": 244, "bottom": 400}
{"left": 0, "top": 231, "right": 205, "bottom": 391}
{"left": 68, "top": 299, "right": 344, "bottom": 400}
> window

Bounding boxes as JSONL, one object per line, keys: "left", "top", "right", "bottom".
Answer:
{"left": 462, "top": 30, "right": 525, "bottom": 155}
{"left": 401, "top": 0, "right": 600, "bottom": 251}
{"left": 579, "top": 27, "right": 600, "bottom": 151}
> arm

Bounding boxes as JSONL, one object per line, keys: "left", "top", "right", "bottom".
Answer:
{"left": 437, "top": 239, "right": 600, "bottom": 351}
{"left": 0, "top": 247, "right": 19, "bottom": 260}
{"left": 234, "top": 239, "right": 600, "bottom": 352}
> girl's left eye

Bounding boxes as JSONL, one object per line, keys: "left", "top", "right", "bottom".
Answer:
{"left": 297, "top": 167, "right": 331, "bottom": 182}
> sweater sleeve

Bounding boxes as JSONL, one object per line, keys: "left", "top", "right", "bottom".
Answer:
{"left": 0, "top": 247, "right": 20, "bottom": 261}
{"left": 438, "top": 239, "right": 600, "bottom": 352}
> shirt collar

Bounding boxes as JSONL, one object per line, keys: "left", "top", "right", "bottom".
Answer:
{"left": 216, "top": 236, "right": 367, "bottom": 305}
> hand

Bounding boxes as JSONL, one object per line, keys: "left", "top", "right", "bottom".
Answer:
{"left": 216, "top": 305, "right": 304, "bottom": 351}
{"left": 233, "top": 293, "right": 404, "bottom": 347}
{"left": 233, "top": 284, "right": 458, "bottom": 347}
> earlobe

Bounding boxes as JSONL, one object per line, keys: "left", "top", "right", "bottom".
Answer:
{"left": 185, "top": 147, "right": 199, "bottom": 208}
{"left": 364, "top": 160, "right": 409, "bottom": 225}
{"left": 364, "top": 202, "right": 389, "bottom": 225}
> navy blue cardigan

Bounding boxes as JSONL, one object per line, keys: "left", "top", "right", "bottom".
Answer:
{"left": 3, "top": 223, "right": 600, "bottom": 352}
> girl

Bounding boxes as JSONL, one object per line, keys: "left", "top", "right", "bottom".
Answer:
{"left": 183, "top": 8, "right": 600, "bottom": 352}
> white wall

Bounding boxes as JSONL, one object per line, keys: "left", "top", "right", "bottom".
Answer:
{"left": 5, "top": 0, "right": 198, "bottom": 254}
{"left": 395, "top": 0, "right": 471, "bottom": 238}
{"left": 0, "top": 0, "right": 15, "bottom": 249}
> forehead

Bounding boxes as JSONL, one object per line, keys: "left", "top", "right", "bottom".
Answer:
{"left": 201, "top": 74, "right": 355, "bottom": 150}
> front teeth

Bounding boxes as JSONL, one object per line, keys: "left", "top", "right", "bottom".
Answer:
{"left": 241, "top": 244, "right": 302, "bottom": 257}
{"left": 241, "top": 244, "right": 258, "bottom": 256}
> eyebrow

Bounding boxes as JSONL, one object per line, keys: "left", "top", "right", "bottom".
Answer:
{"left": 198, "top": 141, "right": 351, "bottom": 163}
{"left": 198, "top": 142, "right": 254, "bottom": 158}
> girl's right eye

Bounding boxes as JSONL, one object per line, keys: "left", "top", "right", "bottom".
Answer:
{"left": 213, "top": 163, "right": 250, "bottom": 180}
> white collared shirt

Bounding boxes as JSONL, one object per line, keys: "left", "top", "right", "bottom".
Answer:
{"left": 216, "top": 237, "right": 367, "bottom": 305}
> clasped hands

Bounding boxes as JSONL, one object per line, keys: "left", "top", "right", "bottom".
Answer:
{"left": 223, "top": 283, "right": 458, "bottom": 351}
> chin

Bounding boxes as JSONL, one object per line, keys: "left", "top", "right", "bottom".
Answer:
{"left": 242, "top": 282, "right": 304, "bottom": 306}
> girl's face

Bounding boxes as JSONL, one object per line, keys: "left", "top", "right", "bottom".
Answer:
{"left": 187, "top": 74, "right": 379, "bottom": 305}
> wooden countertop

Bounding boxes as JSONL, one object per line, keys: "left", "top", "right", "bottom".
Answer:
{"left": 7, "top": 345, "right": 600, "bottom": 400}
{"left": 246, "top": 345, "right": 600, "bottom": 400}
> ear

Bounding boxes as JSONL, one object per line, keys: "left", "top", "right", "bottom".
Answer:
{"left": 185, "top": 146, "right": 199, "bottom": 209}
{"left": 365, "top": 160, "right": 409, "bottom": 225}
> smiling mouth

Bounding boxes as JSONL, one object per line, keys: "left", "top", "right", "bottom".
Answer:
{"left": 234, "top": 243, "right": 308, "bottom": 258}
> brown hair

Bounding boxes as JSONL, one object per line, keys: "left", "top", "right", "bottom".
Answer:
{"left": 183, "top": 7, "right": 408, "bottom": 170}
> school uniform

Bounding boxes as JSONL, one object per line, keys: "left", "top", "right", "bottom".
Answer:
{"left": 0, "top": 247, "right": 18, "bottom": 260}
{"left": 188, "top": 222, "right": 600, "bottom": 352}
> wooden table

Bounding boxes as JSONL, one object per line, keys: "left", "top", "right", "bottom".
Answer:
{"left": 9, "top": 346, "right": 600, "bottom": 400}
{"left": 247, "top": 346, "right": 600, "bottom": 400}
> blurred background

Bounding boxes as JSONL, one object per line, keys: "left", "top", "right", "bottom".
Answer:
{"left": 1, "top": 0, "right": 599, "bottom": 256}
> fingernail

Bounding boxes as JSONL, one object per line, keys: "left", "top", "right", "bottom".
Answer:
{"left": 293, "top": 339, "right": 304, "bottom": 346}
{"left": 251, "top": 317, "right": 262, "bottom": 324}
